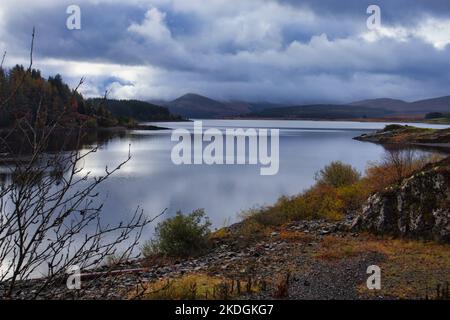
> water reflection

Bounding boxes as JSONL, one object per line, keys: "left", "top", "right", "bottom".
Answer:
{"left": 1, "top": 120, "right": 449, "bottom": 229}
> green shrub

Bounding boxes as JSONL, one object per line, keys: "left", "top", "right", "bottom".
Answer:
{"left": 239, "top": 162, "right": 365, "bottom": 228}
{"left": 241, "top": 183, "right": 345, "bottom": 228}
{"left": 286, "top": 184, "right": 344, "bottom": 221}
{"left": 382, "top": 124, "right": 405, "bottom": 132}
{"left": 336, "top": 181, "right": 368, "bottom": 211}
{"left": 143, "top": 209, "right": 211, "bottom": 258}
{"left": 314, "top": 161, "right": 361, "bottom": 188}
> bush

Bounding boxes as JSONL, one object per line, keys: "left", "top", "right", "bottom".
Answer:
{"left": 236, "top": 162, "right": 367, "bottom": 229}
{"left": 241, "top": 204, "right": 288, "bottom": 227}
{"left": 364, "top": 150, "right": 442, "bottom": 193}
{"left": 336, "top": 181, "right": 368, "bottom": 211}
{"left": 382, "top": 124, "right": 405, "bottom": 132}
{"left": 295, "top": 184, "right": 344, "bottom": 221}
{"left": 241, "top": 183, "right": 346, "bottom": 228}
{"left": 143, "top": 209, "right": 211, "bottom": 258}
{"left": 315, "top": 161, "right": 361, "bottom": 188}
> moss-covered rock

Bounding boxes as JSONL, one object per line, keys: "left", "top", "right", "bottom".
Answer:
{"left": 352, "top": 157, "right": 450, "bottom": 242}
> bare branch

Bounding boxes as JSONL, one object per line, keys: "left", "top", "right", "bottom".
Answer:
{"left": 0, "top": 51, "right": 6, "bottom": 69}
{"left": 0, "top": 29, "right": 159, "bottom": 300}
{"left": 0, "top": 27, "right": 35, "bottom": 110}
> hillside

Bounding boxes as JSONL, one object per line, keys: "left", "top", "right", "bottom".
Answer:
{"left": 157, "top": 93, "right": 450, "bottom": 120}
{"left": 88, "top": 98, "right": 183, "bottom": 122}
{"left": 163, "top": 93, "right": 287, "bottom": 118}
{"left": 168, "top": 93, "right": 224, "bottom": 118}
{"left": 349, "top": 98, "right": 409, "bottom": 110}
{"left": 0, "top": 65, "right": 123, "bottom": 129}
{"left": 248, "top": 104, "right": 391, "bottom": 119}
{"left": 350, "top": 96, "right": 450, "bottom": 114}
{"left": 165, "top": 93, "right": 260, "bottom": 118}
{"left": 410, "top": 96, "right": 450, "bottom": 114}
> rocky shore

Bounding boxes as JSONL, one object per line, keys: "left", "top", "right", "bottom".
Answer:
{"left": 354, "top": 125, "right": 450, "bottom": 150}
{"left": 3, "top": 128, "right": 450, "bottom": 300}
{"left": 1, "top": 218, "right": 362, "bottom": 300}
{"left": 5, "top": 213, "right": 449, "bottom": 300}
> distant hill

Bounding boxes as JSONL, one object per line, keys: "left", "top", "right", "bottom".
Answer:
{"left": 246, "top": 102, "right": 288, "bottom": 113}
{"left": 166, "top": 93, "right": 250, "bottom": 118}
{"left": 249, "top": 104, "right": 391, "bottom": 120}
{"left": 167, "top": 93, "right": 226, "bottom": 118}
{"left": 349, "top": 98, "right": 409, "bottom": 110}
{"left": 409, "top": 96, "right": 450, "bottom": 114}
{"left": 350, "top": 97, "right": 450, "bottom": 114}
{"left": 88, "top": 98, "right": 183, "bottom": 122}
{"left": 152, "top": 92, "right": 450, "bottom": 119}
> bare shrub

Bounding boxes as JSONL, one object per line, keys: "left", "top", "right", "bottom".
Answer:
{"left": 0, "top": 30, "right": 163, "bottom": 299}
{"left": 364, "top": 148, "right": 443, "bottom": 193}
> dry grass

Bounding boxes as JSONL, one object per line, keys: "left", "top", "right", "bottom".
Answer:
{"left": 128, "top": 273, "right": 262, "bottom": 300}
{"left": 364, "top": 152, "right": 443, "bottom": 194}
{"left": 313, "top": 236, "right": 368, "bottom": 260}
{"left": 313, "top": 234, "right": 450, "bottom": 299}
{"left": 279, "top": 230, "right": 315, "bottom": 243}
{"left": 235, "top": 219, "right": 271, "bottom": 242}
{"left": 239, "top": 184, "right": 347, "bottom": 230}
{"left": 209, "top": 228, "right": 231, "bottom": 241}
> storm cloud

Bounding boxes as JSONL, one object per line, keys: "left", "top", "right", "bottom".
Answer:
{"left": 1, "top": 0, "right": 450, "bottom": 103}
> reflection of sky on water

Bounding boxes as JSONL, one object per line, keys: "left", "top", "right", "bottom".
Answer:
{"left": 66, "top": 120, "right": 448, "bottom": 231}
{"left": 1, "top": 120, "right": 448, "bottom": 278}
{"left": 151, "top": 119, "right": 450, "bottom": 131}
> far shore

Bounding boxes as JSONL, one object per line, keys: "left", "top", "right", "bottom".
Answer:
{"left": 223, "top": 116, "right": 450, "bottom": 125}
{"left": 0, "top": 124, "right": 169, "bottom": 135}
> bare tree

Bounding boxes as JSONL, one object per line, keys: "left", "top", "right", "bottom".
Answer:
{"left": 0, "top": 30, "right": 163, "bottom": 299}
{"left": 383, "top": 147, "right": 417, "bottom": 183}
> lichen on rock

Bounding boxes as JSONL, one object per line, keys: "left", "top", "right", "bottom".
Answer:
{"left": 352, "top": 158, "right": 450, "bottom": 242}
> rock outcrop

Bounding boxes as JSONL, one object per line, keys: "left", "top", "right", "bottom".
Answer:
{"left": 354, "top": 125, "right": 450, "bottom": 148}
{"left": 352, "top": 158, "right": 450, "bottom": 242}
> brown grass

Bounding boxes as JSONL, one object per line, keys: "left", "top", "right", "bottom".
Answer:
{"left": 364, "top": 153, "right": 443, "bottom": 194}
{"left": 128, "top": 273, "right": 262, "bottom": 300}
{"left": 209, "top": 228, "right": 231, "bottom": 241}
{"left": 279, "top": 230, "right": 315, "bottom": 243}
{"left": 313, "top": 234, "right": 450, "bottom": 299}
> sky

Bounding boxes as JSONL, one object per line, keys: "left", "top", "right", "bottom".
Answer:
{"left": 1, "top": 0, "right": 450, "bottom": 103}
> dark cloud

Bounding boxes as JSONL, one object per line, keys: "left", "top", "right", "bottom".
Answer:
{"left": 1, "top": 0, "right": 450, "bottom": 103}
{"left": 280, "top": 0, "right": 450, "bottom": 21}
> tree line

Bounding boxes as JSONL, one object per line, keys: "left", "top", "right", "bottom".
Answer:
{"left": 0, "top": 65, "right": 181, "bottom": 129}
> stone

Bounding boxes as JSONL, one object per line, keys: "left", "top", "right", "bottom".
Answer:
{"left": 352, "top": 158, "right": 450, "bottom": 242}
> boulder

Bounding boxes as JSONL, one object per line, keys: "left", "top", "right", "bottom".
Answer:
{"left": 352, "top": 158, "right": 450, "bottom": 242}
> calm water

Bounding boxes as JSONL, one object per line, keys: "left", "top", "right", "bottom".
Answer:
{"left": 72, "top": 120, "right": 449, "bottom": 229}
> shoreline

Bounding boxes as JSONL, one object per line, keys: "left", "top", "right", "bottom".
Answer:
{"left": 353, "top": 125, "right": 450, "bottom": 151}
{"left": 6, "top": 215, "right": 449, "bottom": 300}
{"left": 223, "top": 116, "right": 450, "bottom": 126}
{"left": 2, "top": 122, "right": 449, "bottom": 300}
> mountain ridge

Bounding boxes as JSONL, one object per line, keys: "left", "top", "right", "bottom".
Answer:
{"left": 150, "top": 93, "right": 450, "bottom": 119}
